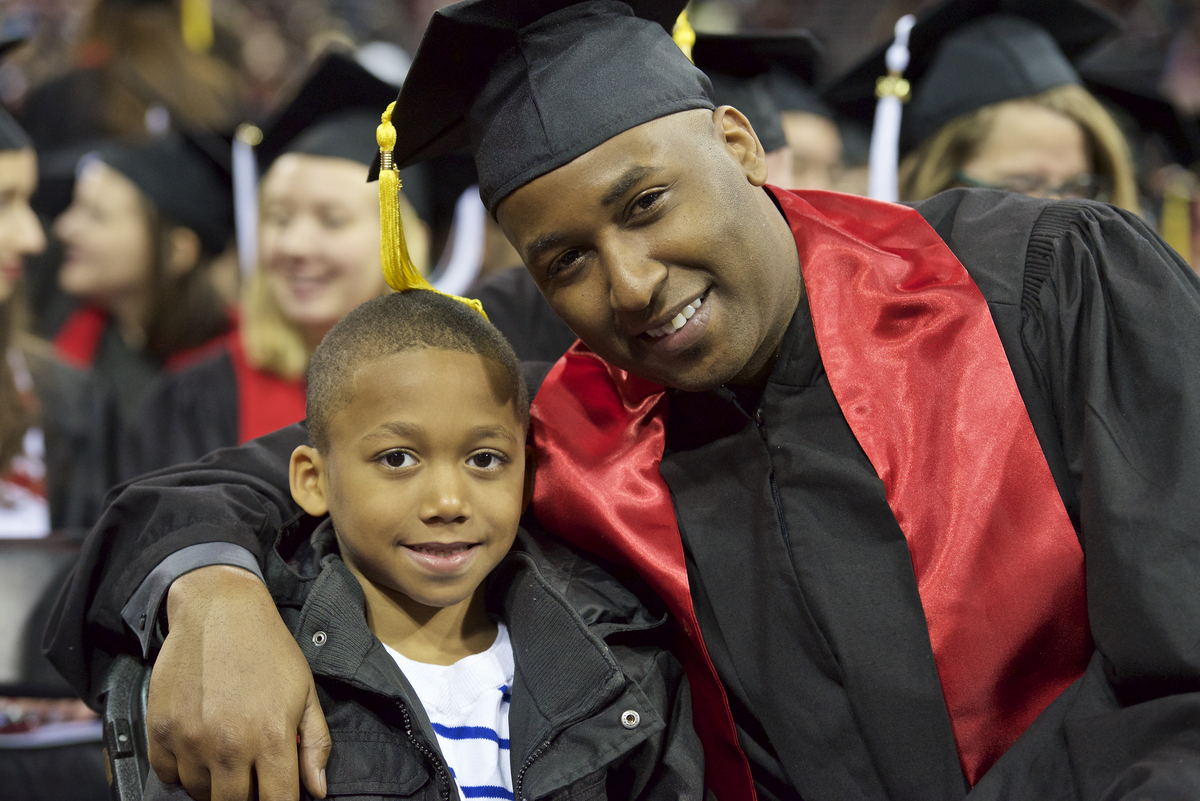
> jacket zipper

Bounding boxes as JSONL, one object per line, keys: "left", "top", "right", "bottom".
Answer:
{"left": 512, "top": 738, "right": 553, "bottom": 801}
{"left": 395, "top": 699, "right": 452, "bottom": 801}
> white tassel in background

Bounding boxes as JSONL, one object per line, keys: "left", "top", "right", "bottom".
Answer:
{"left": 868, "top": 14, "right": 917, "bottom": 203}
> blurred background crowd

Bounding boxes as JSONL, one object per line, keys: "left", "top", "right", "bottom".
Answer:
{"left": 1, "top": 0, "right": 1199, "bottom": 797}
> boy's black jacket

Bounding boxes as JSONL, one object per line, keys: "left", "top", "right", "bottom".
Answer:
{"left": 208, "top": 514, "right": 703, "bottom": 800}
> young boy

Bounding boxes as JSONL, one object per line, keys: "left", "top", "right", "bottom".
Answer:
{"left": 143, "top": 289, "right": 703, "bottom": 801}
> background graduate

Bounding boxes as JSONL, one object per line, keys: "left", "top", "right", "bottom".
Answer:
{"left": 123, "top": 52, "right": 431, "bottom": 477}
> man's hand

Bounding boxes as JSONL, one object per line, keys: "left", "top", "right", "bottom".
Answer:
{"left": 147, "top": 565, "right": 331, "bottom": 800}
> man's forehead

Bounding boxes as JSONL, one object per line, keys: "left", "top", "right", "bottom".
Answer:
{"left": 497, "top": 110, "right": 709, "bottom": 219}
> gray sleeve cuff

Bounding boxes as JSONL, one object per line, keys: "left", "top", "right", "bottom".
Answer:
{"left": 120, "top": 543, "right": 265, "bottom": 657}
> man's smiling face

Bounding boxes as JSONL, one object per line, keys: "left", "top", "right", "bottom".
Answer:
{"left": 496, "top": 108, "right": 803, "bottom": 392}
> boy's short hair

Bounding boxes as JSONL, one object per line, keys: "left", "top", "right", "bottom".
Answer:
{"left": 306, "top": 290, "right": 530, "bottom": 452}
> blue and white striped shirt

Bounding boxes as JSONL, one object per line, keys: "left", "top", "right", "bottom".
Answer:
{"left": 384, "top": 623, "right": 515, "bottom": 801}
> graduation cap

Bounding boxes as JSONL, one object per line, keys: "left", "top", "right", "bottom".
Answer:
{"left": 1077, "top": 37, "right": 1200, "bottom": 167}
{"left": 256, "top": 51, "right": 402, "bottom": 171}
{"left": 94, "top": 129, "right": 233, "bottom": 254}
{"left": 823, "top": 0, "right": 1119, "bottom": 154}
{"left": 0, "top": 38, "right": 31, "bottom": 152}
{"left": 376, "top": 0, "right": 711, "bottom": 213}
{"left": 692, "top": 32, "right": 825, "bottom": 153}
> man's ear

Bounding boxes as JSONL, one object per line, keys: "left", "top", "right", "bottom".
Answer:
{"left": 521, "top": 444, "right": 536, "bottom": 514}
{"left": 290, "top": 445, "right": 329, "bottom": 517}
{"left": 713, "top": 106, "right": 769, "bottom": 187}
{"left": 166, "top": 226, "right": 203, "bottom": 277}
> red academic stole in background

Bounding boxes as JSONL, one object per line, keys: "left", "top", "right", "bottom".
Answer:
{"left": 226, "top": 334, "right": 307, "bottom": 444}
{"left": 530, "top": 188, "right": 1091, "bottom": 799}
{"left": 53, "top": 305, "right": 108, "bottom": 368}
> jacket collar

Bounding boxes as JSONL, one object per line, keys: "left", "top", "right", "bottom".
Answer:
{"left": 270, "top": 517, "right": 670, "bottom": 793}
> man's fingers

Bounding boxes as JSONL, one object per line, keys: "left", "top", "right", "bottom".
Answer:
{"left": 174, "top": 762, "right": 214, "bottom": 801}
{"left": 207, "top": 764, "right": 255, "bottom": 801}
{"left": 148, "top": 742, "right": 182, "bottom": 787}
{"left": 147, "top": 709, "right": 183, "bottom": 787}
{"left": 298, "top": 685, "right": 332, "bottom": 799}
{"left": 253, "top": 734, "right": 302, "bottom": 801}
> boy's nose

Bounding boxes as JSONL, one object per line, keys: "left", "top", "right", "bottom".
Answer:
{"left": 418, "top": 470, "right": 471, "bottom": 524}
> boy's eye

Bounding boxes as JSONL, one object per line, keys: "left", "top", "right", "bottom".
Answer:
{"left": 379, "top": 450, "right": 416, "bottom": 469}
{"left": 468, "top": 451, "right": 507, "bottom": 470}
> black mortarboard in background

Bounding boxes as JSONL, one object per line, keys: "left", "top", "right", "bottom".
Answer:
{"left": 95, "top": 130, "right": 233, "bottom": 254}
{"left": 255, "top": 50, "right": 432, "bottom": 224}
{"left": 694, "top": 31, "right": 833, "bottom": 122}
{"left": 1077, "top": 38, "right": 1200, "bottom": 167}
{"left": 378, "top": 0, "right": 711, "bottom": 213}
{"left": 823, "top": 0, "right": 1119, "bottom": 154}
{"left": 0, "top": 38, "right": 32, "bottom": 152}
{"left": 692, "top": 33, "right": 799, "bottom": 152}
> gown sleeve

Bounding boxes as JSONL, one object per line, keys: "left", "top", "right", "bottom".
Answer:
{"left": 43, "top": 422, "right": 308, "bottom": 706}
{"left": 1022, "top": 200, "right": 1200, "bottom": 798}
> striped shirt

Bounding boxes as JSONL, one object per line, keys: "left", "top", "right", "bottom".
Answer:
{"left": 384, "top": 623, "right": 515, "bottom": 801}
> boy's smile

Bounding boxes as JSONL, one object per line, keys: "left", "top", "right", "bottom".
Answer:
{"left": 290, "top": 347, "right": 530, "bottom": 660}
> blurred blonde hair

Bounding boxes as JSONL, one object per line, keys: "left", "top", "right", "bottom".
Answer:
{"left": 900, "top": 83, "right": 1139, "bottom": 212}
{"left": 240, "top": 191, "right": 429, "bottom": 380}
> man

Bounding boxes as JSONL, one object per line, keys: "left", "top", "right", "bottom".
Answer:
{"left": 47, "top": 0, "right": 1200, "bottom": 799}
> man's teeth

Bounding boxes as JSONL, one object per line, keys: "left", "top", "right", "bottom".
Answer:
{"left": 648, "top": 297, "right": 703, "bottom": 338}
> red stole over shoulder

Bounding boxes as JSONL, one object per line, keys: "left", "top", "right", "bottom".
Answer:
{"left": 53, "top": 305, "right": 108, "bottom": 368}
{"left": 529, "top": 188, "right": 1090, "bottom": 796}
{"left": 226, "top": 334, "right": 307, "bottom": 444}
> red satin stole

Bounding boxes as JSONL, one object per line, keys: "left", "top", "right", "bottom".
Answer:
{"left": 55, "top": 306, "right": 235, "bottom": 371}
{"left": 530, "top": 187, "right": 1090, "bottom": 792}
{"left": 53, "top": 305, "right": 108, "bottom": 368}
{"left": 226, "top": 335, "right": 307, "bottom": 443}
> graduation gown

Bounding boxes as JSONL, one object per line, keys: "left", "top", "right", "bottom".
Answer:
{"left": 53, "top": 305, "right": 230, "bottom": 426}
{"left": 46, "top": 189, "right": 1200, "bottom": 800}
{"left": 123, "top": 336, "right": 307, "bottom": 479}
{"left": 470, "top": 266, "right": 579, "bottom": 364}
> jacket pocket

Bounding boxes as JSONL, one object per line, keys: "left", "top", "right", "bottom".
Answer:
{"left": 324, "top": 730, "right": 432, "bottom": 798}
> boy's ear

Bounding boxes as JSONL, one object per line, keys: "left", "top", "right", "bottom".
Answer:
{"left": 713, "top": 105, "right": 769, "bottom": 187}
{"left": 290, "top": 445, "right": 329, "bottom": 517}
{"left": 521, "top": 444, "right": 536, "bottom": 514}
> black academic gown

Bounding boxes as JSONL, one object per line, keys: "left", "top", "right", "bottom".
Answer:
{"left": 122, "top": 351, "right": 238, "bottom": 480}
{"left": 46, "top": 189, "right": 1200, "bottom": 800}
{"left": 470, "top": 266, "right": 579, "bottom": 364}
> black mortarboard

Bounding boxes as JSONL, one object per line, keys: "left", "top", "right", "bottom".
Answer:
{"left": 692, "top": 33, "right": 801, "bottom": 152}
{"left": 823, "top": 0, "right": 1119, "bottom": 153}
{"left": 95, "top": 130, "right": 233, "bottom": 254}
{"left": 1078, "top": 38, "right": 1200, "bottom": 167}
{"left": 253, "top": 51, "right": 432, "bottom": 224}
{"left": 0, "top": 38, "right": 31, "bottom": 152}
{"left": 379, "top": 0, "right": 712, "bottom": 213}
{"left": 692, "top": 30, "right": 832, "bottom": 122}
{"left": 256, "top": 52, "right": 400, "bottom": 170}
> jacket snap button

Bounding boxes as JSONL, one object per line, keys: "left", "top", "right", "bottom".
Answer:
{"left": 621, "top": 710, "right": 640, "bottom": 729}
{"left": 312, "top": 631, "right": 327, "bottom": 646}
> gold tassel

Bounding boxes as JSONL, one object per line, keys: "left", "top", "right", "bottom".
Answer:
{"left": 181, "top": 0, "right": 214, "bottom": 53}
{"left": 376, "top": 102, "right": 488, "bottom": 319}
{"left": 673, "top": 9, "right": 695, "bottom": 63}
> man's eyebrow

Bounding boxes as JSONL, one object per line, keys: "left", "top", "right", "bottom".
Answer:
{"left": 524, "top": 231, "right": 567, "bottom": 267}
{"left": 600, "top": 165, "right": 655, "bottom": 207}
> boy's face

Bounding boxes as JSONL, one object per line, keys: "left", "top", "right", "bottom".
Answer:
{"left": 290, "top": 348, "right": 529, "bottom": 614}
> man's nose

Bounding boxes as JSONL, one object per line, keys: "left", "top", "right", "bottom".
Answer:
{"left": 604, "top": 248, "right": 667, "bottom": 312}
